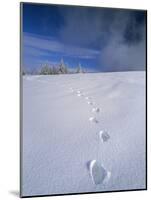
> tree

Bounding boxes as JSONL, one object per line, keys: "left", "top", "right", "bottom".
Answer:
{"left": 58, "top": 58, "right": 68, "bottom": 74}
{"left": 52, "top": 66, "right": 59, "bottom": 74}
{"left": 40, "top": 64, "right": 51, "bottom": 75}
{"left": 76, "top": 63, "right": 83, "bottom": 73}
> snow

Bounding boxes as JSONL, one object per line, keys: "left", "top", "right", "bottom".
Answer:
{"left": 22, "top": 71, "right": 146, "bottom": 196}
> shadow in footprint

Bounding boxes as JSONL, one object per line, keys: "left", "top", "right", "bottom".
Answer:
{"left": 92, "top": 107, "right": 100, "bottom": 113}
{"left": 99, "top": 130, "right": 110, "bottom": 142}
{"left": 86, "top": 160, "right": 92, "bottom": 171}
{"left": 87, "top": 160, "right": 111, "bottom": 185}
{"left": 87, "top": 101, "right": 94, "bottom": 105}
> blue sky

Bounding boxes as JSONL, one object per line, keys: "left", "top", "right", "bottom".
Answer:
{"left": 22, "top": 3, "right": 146, "bottom": 72}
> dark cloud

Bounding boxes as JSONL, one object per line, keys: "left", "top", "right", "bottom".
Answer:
{"left": 58, "top": 6, "right": 146, "bottom": 71}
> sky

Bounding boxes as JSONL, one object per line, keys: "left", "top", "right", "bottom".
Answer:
{"left": 22, "top": 3, "right": 146, "bottom": 72}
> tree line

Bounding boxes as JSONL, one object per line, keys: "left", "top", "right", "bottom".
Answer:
{"left": 23, "top": 59, "right": 86, "bottom": 75}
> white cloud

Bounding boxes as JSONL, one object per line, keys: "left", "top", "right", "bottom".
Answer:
{"left": 23, "top": 33, "right": 99, "bottom": 59}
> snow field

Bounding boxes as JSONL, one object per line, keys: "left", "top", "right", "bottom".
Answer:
{"left": 22, "top": 72, "right": 146, "bottom": 196}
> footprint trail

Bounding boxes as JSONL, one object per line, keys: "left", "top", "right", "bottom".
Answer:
{"left": 68, "top": 85, "right": 111, "bottom": 185}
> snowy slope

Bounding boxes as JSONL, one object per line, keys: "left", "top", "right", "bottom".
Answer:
{"left": 22, "top": 71, "right": 146, "bottom": 196}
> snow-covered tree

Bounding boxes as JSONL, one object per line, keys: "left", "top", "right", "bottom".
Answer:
{"left": 52, "top": 66, "right": 59, "bottom": 74}
{"left": 40, "top": 64, "right": 52, "bottom": 75}
{"left": 76, "top": 63, "right": 83, "bottom": 73}
{"left": 59, "top": 59, "right": 68, "bottom": 74}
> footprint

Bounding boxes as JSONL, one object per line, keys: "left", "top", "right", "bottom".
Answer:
{"left": 88, "top": 160, "right": 111, "bottom": 185}
{"left": 77, "top": 90, "right": 81, "bottom": 94}
{"left": 92, "top": 107, "right": 100, "bottom": 113}
{"left": 77, "top": 92, "right": 85, "bottom": 97}
{"left": 87, "top": 101, "right": 94, "bottom": 105}
{"left": 99, "top": 130, "right": 110, "bottom": 142}
{"left": 70, "top": 88, "right": 74, "bottom": 92}
{"left": 89, "top": 117, "right": 99, "bottom": 123}
{"left": 85, "top": 96, "right": 91, "bottom": 100}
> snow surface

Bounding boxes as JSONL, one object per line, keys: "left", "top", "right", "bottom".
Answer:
{"left": 22, "top": 71, "right": 146, "bottom": 196}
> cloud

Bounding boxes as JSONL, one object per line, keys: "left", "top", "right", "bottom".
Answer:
{"left": 23, "top": 45, "right": 51, "bottom": 57}
{"left": 58, "top": 7, "right": 146, "bottom": 71}
{"left": 59, "top": 7, "right": 111, "bottom": 48}
{"left": 100, "top": 11, "right": 146, "bottom": 71}
{"left": 100, "top": 39, "right": 145, "bottom": 71}
{"left": 23, "top": 33, "right": 99, "bottom": 59}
